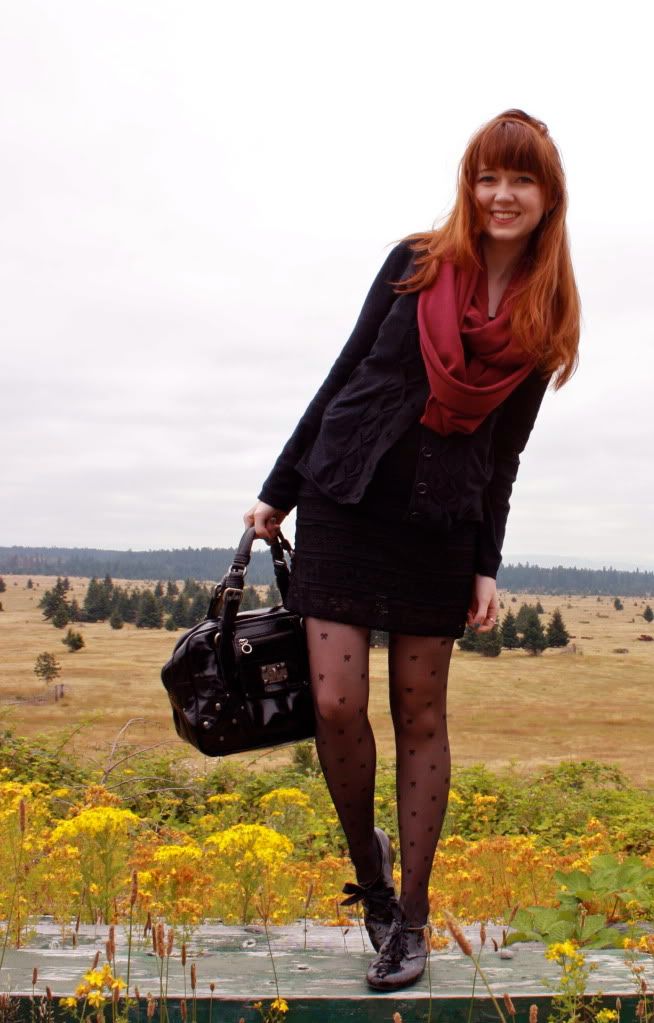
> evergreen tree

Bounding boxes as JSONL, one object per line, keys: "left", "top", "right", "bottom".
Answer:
{"left": 26, "top": 578, "right": 33, "bottom": 589}
{"left": 370, "top": 630, "right": 389, "bottom": 648}
{"left": 457, "top": 625, "right": 480, "bottom": 652}
{"left": 84, "top": 578, "right": 112, "bottom": 621}
{"left": 0, "top": 577, "right": 5, "bottom": 593}
{"left": 164, "top": 615, "right": 176, "bottom": 631}
{"left": 166, "top": 580, "right": 180, "bottom": 598}
{"left": 173, "top": 594, "right": 191, "bottom": 628}
{"left": 264, "top": 584, "right": 282, "bottom": 606}
{"left": 240, "top": 586, "right": 261, "bottom": 611}
{"left": 62, "top": 577, "right": 71, "bottom": 592}
{"left": 643, "top": 605, "right": 653, "bottom": 623}
{"left": 189, "top": 590, "right": 207, "bottom": 624}
{"left": 68, "top": 597, "right": 83, "bottom": 622}
{"left": 614, "top": 597, "right": 623, "bottom": 611}
{"left": 477, "top": 626, "right": 502, "bottom": 657}
{"left": 34, "top": 652, "right": 61, "bottom": 685}
{"left": 515, "top": 602, "right": 538, "bottom": 631}
{"left": 546, "top": 608, "right": 570, "bottom": 647}
{"left": 522, "top": 613, "right": 547, "bottom": 655}
{"left": 62, "top": 629, "right": 84, "bottom": 652}
{"left": 154, "top": 581, "right": 164, "bottom": 599}
{"left": 535, "top": 599, "right": 545, "bottom": 614}
{"left": 500, "top": 609, "right": 521, "bottom": 649}
{"left": 0, "top": 601, "right": 4, "bottom": 612}
{"left": 135, "top": 590, "right": 163, "bottom": 629}
{"left": 52, "top": 605, "right": 70, "bottom": 629}
{"left": 109, "top": 610, "right": 124, "bottom": 630}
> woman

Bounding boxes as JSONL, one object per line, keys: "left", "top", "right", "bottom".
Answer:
{"left": 244, "top": 109, "right": 580, "bottom": 991}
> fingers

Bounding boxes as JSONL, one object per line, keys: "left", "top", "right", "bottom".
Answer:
{"left": 243, "top": 502, "right": 285, "bottom": 541}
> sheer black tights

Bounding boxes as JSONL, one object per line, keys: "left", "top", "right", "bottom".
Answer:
{"left": 306, "top": 618, "right": 454, "bottom": 926}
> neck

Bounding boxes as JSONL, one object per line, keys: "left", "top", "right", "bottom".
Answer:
{"left": 480, "top": 236, "right": 528, "bottom": 281}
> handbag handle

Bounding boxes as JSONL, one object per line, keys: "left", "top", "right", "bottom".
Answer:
{"left": 207, "top": 526, "right": 293, "bottom": 621}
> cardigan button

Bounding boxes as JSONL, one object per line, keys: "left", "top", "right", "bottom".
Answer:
{"left": 416, "top": 482, "right": 428, "bottom": 495}
{"left": 421, "top": 446, "right": 432, "bottom": 459}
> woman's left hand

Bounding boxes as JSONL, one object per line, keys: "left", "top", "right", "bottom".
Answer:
{"left": 466, "top": 574, "right": 499, "bottom": 633}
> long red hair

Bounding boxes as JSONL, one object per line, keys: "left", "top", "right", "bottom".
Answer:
{"left": 391, "top": 109, "right": 580, "bottom": 388}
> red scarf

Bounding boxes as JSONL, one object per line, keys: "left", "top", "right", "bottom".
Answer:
{"left": 417, "top": 257, "right": 537, "bottom": 435}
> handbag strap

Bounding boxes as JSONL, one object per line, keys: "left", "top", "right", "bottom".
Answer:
{"left": 207, "top": 526, "right": 293, "bottom": 621}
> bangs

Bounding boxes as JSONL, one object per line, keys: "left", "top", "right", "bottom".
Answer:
{"left": 473, "top": 120, "right": 548, "bottom": 179}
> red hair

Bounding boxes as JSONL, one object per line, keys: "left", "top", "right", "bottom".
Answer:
{"left": 391, "top": 109, "right": 580, "bottom": 388}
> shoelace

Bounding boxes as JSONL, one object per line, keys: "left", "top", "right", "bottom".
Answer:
{"left": 340, "top": 879, "right": 396, "bottom": 915}
{"left": 373, "top": 920, "right": 431, "bottom": 977}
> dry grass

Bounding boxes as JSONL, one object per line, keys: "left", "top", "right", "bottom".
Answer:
{"left": 0, "top": 575, "right": 653, "bottom": 783}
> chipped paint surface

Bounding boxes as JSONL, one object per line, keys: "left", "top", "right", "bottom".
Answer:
{"left": 1, "top": 920, "right": 653, "bottom": 1002}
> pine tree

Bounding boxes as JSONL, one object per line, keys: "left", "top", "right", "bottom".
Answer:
{"left": 135, "top": 591, "right": 163, "bottom": 629}
{"left": 154, "top": 581, "right": 164, "bottom": 599}
{"left": 0, "top": 578, "right": 6, "bottom": 593}
{"left": 457, "top": 625, "right": 480, "bottom": 652}
{"left": 264, "top": 584, "right": 282, "bottom": 607}
{"left": 164, "top": 615, "right": 176, "bottom": 631}
{"left": 522, "top": 612, "right": 547, "bottom": 655}
{"left": 515, "top": 603, "right": 537, "bottom": 631}
{"left": 614, "top": 597, "right": 623, "bottom": 611}
{"left": 109, "top": 610, "right": 124, "bottom": 630}
{"left": 535, "top": 599, "right": 545, "bottom": 614}
{"left": 477, "top": 626, "right": 502, "bottom": 657}
{"left": 26, "top": 578, "right": 33, "bottom": 589}
{"left": 546, "top": 608, "right": 570, "bottom": 648}
{"left": 240, "top": 586, "right": 261, "bottom": 611}
{"left": 500, "top": 609, "right": 521, "bottom": 649}
{"left": 62, "top": 629, "right": 84, "bottom": 652}
{"left": 34, "top": 652, "right": 61, "bottom": 685}
{"left": 84, "top": 578, "right": 112, "bottom": 621}
{"left": 643, "top": 605, "right": 653, "bottom": 623}
{"left": 166, "top": 580, "right": 180, "bottom": 598}
{"left": 52, "top": 605, "right": 70, "bottom": 629}
{"left": 189, "top": 591, "right": 207, "bottom": 624}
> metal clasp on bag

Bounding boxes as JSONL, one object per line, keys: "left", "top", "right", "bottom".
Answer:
{"left": 238, "top": 637, "right": 253, "bottom": 654}
{"left": 261, "top": 662, "right": 288, "bottom": 685}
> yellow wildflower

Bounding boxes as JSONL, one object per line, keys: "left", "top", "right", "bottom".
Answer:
{"left": 270, "top": 997, "right": 289, "bottom": 1013}
{"left": 595, "top": 1012, "right": 618, "bottom": 1023}
{"left": 59, "top": 997, "right": 77, "bottom": 1009}
{"left": 86, "top": 991, "right": 105, "bottom": 1008}
{"left": 544, "top": 941, "right": 581, "bottom": 963}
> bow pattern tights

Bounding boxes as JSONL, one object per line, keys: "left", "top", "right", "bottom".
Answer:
{"left": 306, "top": 617, "right": 454, "bottom": 927}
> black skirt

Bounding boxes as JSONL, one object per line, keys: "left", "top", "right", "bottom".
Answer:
{"left": 285, "top": 420, "right": 481, "bottom": 638}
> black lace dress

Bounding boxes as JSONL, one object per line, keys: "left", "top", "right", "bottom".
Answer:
{"left": 284, "top": 416, "right": 480, "bottom": 638}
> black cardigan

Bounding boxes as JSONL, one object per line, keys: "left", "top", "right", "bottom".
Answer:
{"left": 258, "top": 242, "right": 551, "bottom": 579}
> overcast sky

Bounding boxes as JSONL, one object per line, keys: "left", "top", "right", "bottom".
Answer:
{"left": 2, "top": 1, "right": 653, "bottom": 570}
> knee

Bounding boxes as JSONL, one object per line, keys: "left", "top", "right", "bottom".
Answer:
{"left": 392, "top": 705, "right": 444, "bottom": 740}
{"left": 312, "top": 683, "right": 365, "bottom": 729}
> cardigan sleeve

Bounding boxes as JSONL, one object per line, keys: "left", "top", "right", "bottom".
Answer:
{"left": 257, "top": 241, "right": 414, "bottom": 512}
{"left": 474, "top": 367, "right": 552, "bottom": 579}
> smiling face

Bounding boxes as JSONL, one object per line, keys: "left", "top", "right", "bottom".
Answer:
{"left": 474, "top": 167, "right": 546, "bottom": 246}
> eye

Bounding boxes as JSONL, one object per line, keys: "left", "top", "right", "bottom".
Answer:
{"left": 517, "top": 175, "right": 536, "bottom": 183}
{"left": 478, "top": 175, "right": 494, "bottom": 182}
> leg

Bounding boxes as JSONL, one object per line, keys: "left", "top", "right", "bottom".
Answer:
{"left": 305, "top": 617, "right": 380, "bottom": 882}
{"left": 388, "top": 632, "right": 455, "bottom": 925}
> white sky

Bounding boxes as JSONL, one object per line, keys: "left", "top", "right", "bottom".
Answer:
{"left": 2, "top": 1, "right": 653, "bottom": 570}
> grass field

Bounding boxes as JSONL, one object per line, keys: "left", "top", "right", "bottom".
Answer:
{"left": 1, "top": 574, "right": 653, "bottom": 783}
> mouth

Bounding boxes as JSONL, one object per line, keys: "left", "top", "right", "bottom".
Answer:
{"left": 490, "top": 211, "right": 520, "bottom": 223}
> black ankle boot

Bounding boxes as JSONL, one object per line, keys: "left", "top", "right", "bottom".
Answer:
{"left": 340, "top": 827, "right": 400, "bottom": 951}
{"left": 366, "top": 908, "right": 431, "bottom": 990}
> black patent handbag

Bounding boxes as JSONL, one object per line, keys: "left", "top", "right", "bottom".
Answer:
{"left": 160, "top": 527, "right": 315, "bottom": 756}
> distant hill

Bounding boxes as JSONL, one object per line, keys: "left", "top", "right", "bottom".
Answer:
{"left": 0, "top": 546, "right": 652, "bottom": 595}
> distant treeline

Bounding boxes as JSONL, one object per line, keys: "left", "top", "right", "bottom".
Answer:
{"left": 0, "top": 545, "right": 652, "bottom": 596}
{"left": 0, "top": 545, "right": 277, "bottom": 585}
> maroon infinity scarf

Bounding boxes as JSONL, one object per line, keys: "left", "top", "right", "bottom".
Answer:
{"left": 417, "top": 257, "right": 537, "bottom": 435}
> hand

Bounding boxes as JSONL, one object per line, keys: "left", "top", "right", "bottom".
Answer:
{"left": 243, "top": 501, "right": 287, "bottom": 541}
{"left": 466, "top": 574, "right": 499, "bottom": 633}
